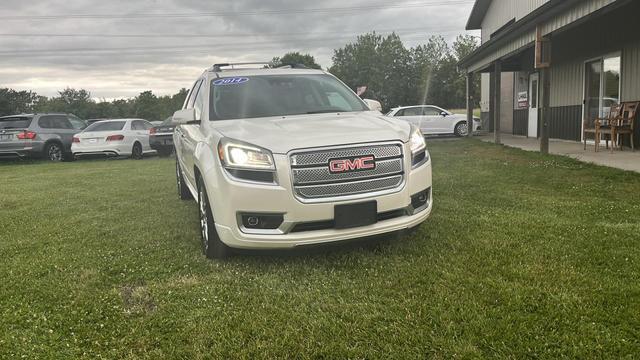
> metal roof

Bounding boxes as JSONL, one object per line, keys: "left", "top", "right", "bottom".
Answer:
{"left": 466, "top": 0, "right": 493, "bottom": 30}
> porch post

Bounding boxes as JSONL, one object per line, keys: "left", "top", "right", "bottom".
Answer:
{"left": 536, "top": 26, "right": 551, "bottom": 154}
{"left": 539, "top": 68, "right": 551, "bottom": 153}
{"left": 466, "top": 72, "right": 474, "bottom": 138}
{"left": 494, "top": 61, "right": 502, "bottom": 144}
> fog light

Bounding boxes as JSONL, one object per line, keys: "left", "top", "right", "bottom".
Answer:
{"left": 240, "top": 213, "right": 284, "bottom": 230}
{"left": 247, "top": 216, "right": 260, "bottom": 227}
{"left": 411, "top": 188, "right": 430, "bottom": 212}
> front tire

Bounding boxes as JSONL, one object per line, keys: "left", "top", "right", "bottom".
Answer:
{"left": 454, "top": 122, "right": 469, "bottom": 137}
{"left": 176, "top": 160, "right": 193, "bottom": 200}
{"left": 197, "top": 176, "right": 230, "bottom": 259}
{"left": 44, "top": 142, "right": 64, "bottom": 162}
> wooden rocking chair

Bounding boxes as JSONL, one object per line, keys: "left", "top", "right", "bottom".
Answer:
{"left": 612, "top": 101, "right": 638, "bottom": 151}
{"left": 584, "top": 103, "right": 622, "bottom": 152}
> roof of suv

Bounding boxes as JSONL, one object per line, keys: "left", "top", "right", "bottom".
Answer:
{"left": 0, "top": 113, "right": 74, "bottom": 119}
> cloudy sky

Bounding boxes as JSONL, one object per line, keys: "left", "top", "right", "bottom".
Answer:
{"left": 0, "top": 0, "right": 478, "bottom": 99}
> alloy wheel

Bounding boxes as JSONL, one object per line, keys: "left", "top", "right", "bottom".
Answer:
{"left": 176, "top": 161, "right": 182, "bottom": 196}
{"left": 48, "top": 144, "right": 63, "bottom": 161}
{"left": 199, "top": 188, "right": 209, "bottom": 252}
{"left": 457, "top": 123, "right": 469, "bottom": 137}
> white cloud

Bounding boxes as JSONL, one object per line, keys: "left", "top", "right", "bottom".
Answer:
{"left": 0, "top": 0, "right": 477, "bottom": 98}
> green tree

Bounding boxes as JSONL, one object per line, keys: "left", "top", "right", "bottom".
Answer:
{"left": 134, "top": 91, "right": 163, "bottom": 121}
{"left": 329, "top": 32, "right": 413, "bottom": 111}
{"left": 0, "top": 88, "right": 39, "bottom": 116}
{"left": 271, "top": 52, "right": 322, "bottom": 69}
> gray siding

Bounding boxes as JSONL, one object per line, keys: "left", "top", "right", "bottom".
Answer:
{"left": 621, "top": 41, "right": 640, "bottom": 102}
{"left": 469, "top": 0, "right": 620, "bottom": 72}
{"left": 500, "top": 72, "right": 515, "bottom": 133}
{"left": 540, "top": 0, "right": 618, "bottom": 36}
{"left": 481, "top": 0, "right": 549, "bottom": 43}
{"left": 550, "top": 61, "right": 582, "bottom": 107}
{"left": 548, "top": 5, "right": 640, "bottom": 107}
{"left": 548, "top": 105, "right": 582, "bottom": 141}
{"left": 513, "top": 109, "right": 529, "bottom": 136}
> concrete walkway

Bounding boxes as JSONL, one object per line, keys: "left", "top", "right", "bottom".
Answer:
{"left": 479, "top": 133, "right": 640, "bottom": 173}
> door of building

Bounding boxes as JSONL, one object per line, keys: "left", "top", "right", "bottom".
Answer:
{"left": 528, "top": 73, "right": 539, "bottom": 138}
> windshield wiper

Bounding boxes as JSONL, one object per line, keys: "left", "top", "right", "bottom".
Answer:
{"left": 306, "top": 109, "right": 345, "bottom": 114}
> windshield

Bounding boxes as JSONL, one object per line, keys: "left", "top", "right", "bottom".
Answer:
{"left": 84, "top": 121, "right": 126, "bottom": 132}
{"left": 0, "top": 117, "right": 32, "bottom": 130}
{"left": 209, "top": 74, "right": 368, "bottom": 121}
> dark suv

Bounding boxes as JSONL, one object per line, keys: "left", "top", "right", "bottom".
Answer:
{"left": 0, "top": 113, "right": 87, "bottom": 161}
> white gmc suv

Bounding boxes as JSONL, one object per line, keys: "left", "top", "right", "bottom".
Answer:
{"left": 173, "top": 63, "right": 432, "bottom": 258}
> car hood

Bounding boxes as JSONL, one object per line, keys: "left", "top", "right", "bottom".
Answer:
{"left": 211, "top": 111, "right": 412, "bottom": 154}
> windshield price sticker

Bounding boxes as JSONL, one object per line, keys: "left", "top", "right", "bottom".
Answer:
{"left": 213, "top": 77, "right": 249, "bottom": 86}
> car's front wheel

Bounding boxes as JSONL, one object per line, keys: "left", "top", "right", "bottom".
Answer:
{"left": 454, "top": 122, "right": 469, "bottom": 137}
{"left": 197, "top": 176, "right": 230, "bottom": 259}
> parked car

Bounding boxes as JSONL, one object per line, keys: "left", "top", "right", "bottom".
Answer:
{"left": 0, "top": 113, "right": 86, "bottom": 161}
{"left": 149, "top": 116, "right": 177, "bottom": 156}
{"left": 387, "top": 105, "right": 481, "bottom": 137}
{"left": 86, "top": 118, "right": 109, "bottom": 126}
{"left": 173, "top": 63, "right": 432, "bottom": 259}
{"left": 72, "top": 119, "right": 156, "bottom": 159}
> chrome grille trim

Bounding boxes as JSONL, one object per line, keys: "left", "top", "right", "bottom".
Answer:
{"left": 291, "top": 145, "right": 402, "bottom": 167}
{"left": 289, "top": 142, "right": 405, "bottom": 201}
{"left": 292, "top": 158, "right": 403, "bottom": 185}
{"left": 295, "top": 175, "right": 404, "bottom": 199}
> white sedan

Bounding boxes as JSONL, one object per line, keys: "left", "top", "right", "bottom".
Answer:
{"left": 387, "top": 105, "right": 481, "bottom": 137}
{"left": 72, "top": 119, "right": 156, "bottom": 159}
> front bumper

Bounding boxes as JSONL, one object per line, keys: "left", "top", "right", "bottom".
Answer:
{"left": 203, "top": 147, "right": 433, "bottom": 250}
{"left": 72, "top": 142, "right": 131, "bottom": 157}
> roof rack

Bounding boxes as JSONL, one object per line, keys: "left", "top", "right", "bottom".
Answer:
{"left": 210, "top": 62, "right": 272, "bottom": 72}
{"left": 277, "top": 63, "right": 309, "bottom": 69}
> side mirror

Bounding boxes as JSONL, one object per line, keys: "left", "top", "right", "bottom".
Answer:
{"left": 440, "top": 111, "right": 448, "bottom": 117}
{"left": 363, "top": 99, "right": 383, "bottom": 113}
{"left": 172, "top": 108, "right": 196, "bottom": 124}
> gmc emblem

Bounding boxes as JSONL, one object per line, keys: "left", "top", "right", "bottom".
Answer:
{"left": 329, "top": 156, "right": 376, "bottom": 173}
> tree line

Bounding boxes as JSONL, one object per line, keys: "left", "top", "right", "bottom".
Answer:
{"left": 0, "top": 87, "right": 188, "bottom": 121}
{"left": 0, "top": 33, "right": 478, "bottom": 118}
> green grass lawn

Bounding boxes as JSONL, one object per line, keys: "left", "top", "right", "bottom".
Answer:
{"left": 1, "top": 140, "right": 639, "bottom": 358}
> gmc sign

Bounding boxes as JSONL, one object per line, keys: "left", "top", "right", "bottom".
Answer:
{"left": 329, "top": 156, "right": 376, "bottom": 173}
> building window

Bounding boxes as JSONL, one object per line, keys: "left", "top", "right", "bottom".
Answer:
{"left": 584, "top": 54, "right": 621, "bottom": 125}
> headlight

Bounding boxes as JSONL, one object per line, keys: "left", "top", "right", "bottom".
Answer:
{"left": 218, "top": 138, "right": 275, "bottom": 170}
{"left": 409, "top": 126, "right": 428, "bottom": 167}
{"left": 409, "top": 126, "right": 426, "bottom": 155}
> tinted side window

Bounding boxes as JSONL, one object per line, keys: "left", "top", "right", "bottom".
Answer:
{"left": 186, "top": 79, "right": 203, "bottom": 109}
{"left": 193, "top": 80, "right": 206, "bottom": 120}
{"left": 394, "top": 109, "right": 405, "bottom": 117}
{"left": 68, "top": 116, "right": 87, "bottom": 130}
{"left": 0, "top": 117, "right": 33, "bottom": 129}
{"left": 422, "top": 107, "right": 441, "bottom": 116}
{"left": 39, "top": 115, "right": 72, "bottom": 129}
{"left": 142, "top": 121, "right": 153, "bottom": 130}
{"left": 131, "top": 121, "right": 144, "bottom": 130}
{"left": 402, "top": 108, "right": 422, "bottom": 117}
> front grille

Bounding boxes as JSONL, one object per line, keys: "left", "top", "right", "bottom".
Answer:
{"left": 290, "top": 143, "right": 405, "bottom": 200}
